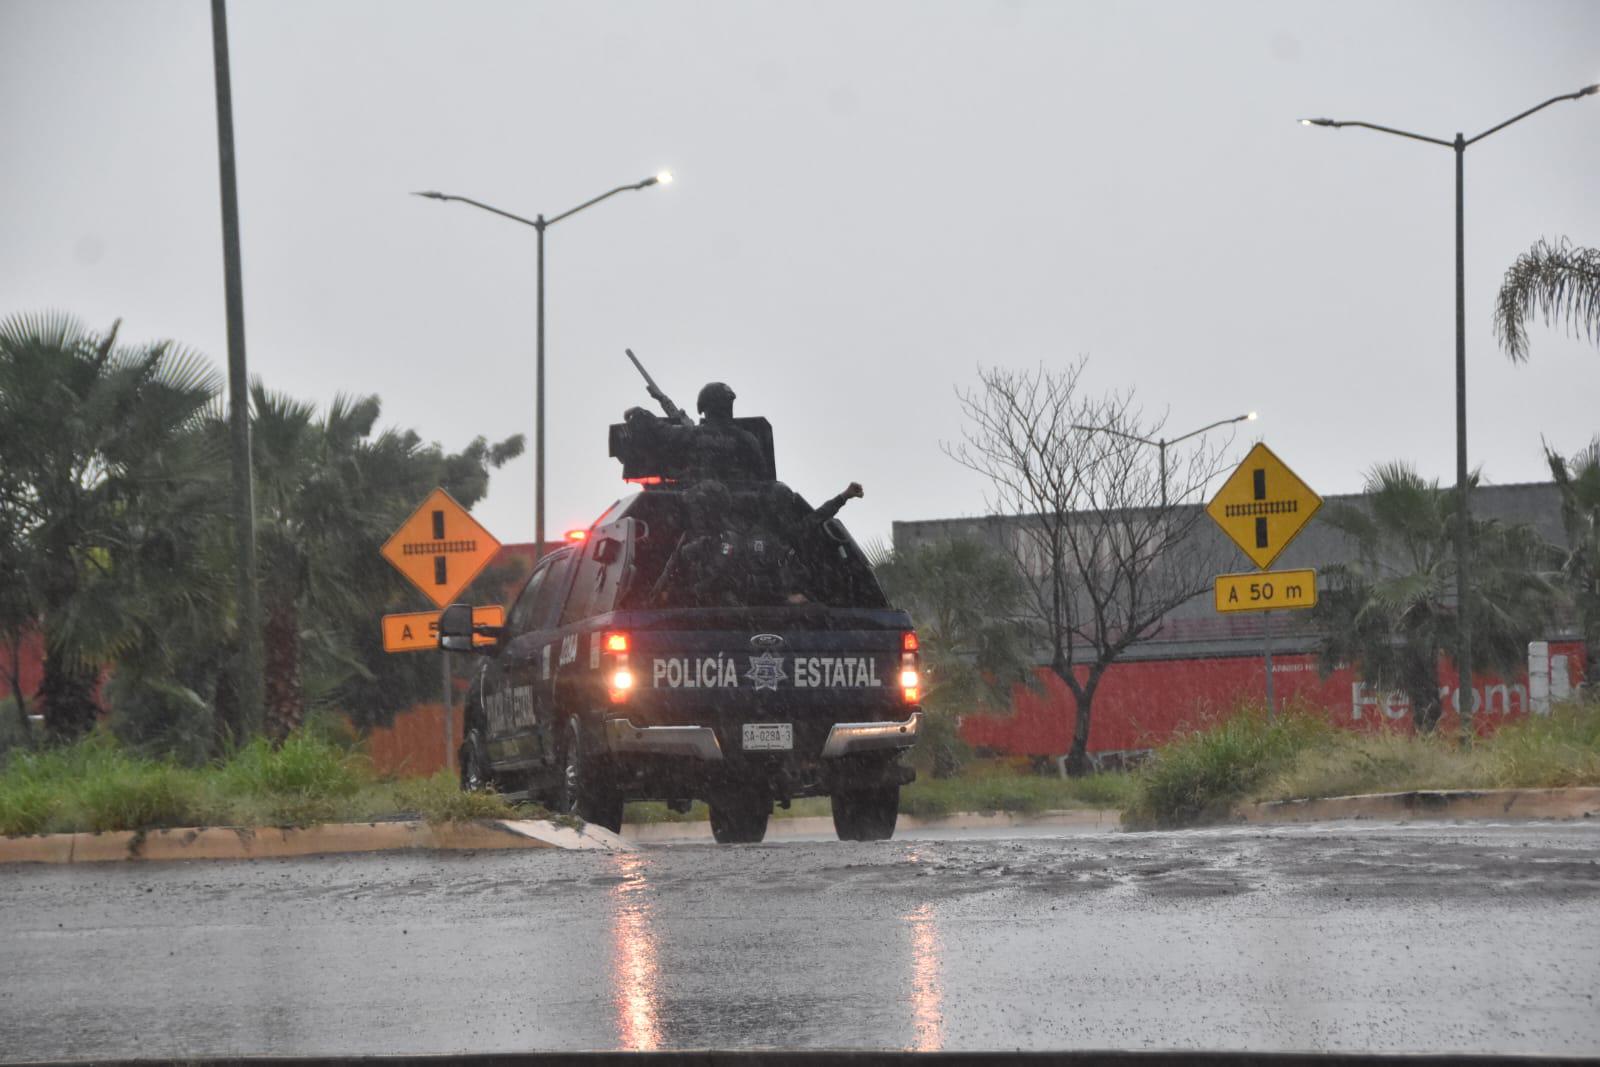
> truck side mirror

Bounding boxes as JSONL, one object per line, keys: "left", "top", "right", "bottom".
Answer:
{"left": 593, "top": 536, "right": 622, "bottom": 565}
{"left": 438, "top": 603, "right": 476, "bottom": 652}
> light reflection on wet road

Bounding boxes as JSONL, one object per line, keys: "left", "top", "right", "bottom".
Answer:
{"left": 608, "top": 851, "right": 661, "bottom": 1051}
{"left": 1, "top": 821, "right": 1598, "bottom": 1060}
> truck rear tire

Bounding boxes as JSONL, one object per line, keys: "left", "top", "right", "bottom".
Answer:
{"left": 831, "top": 784, "right": 899, "bottom": 841}
{"left": 558, "top": 717, "right": 624, "bottom": 833}
{"left": 709, "top": 792, "right": 770, "bottom": 844}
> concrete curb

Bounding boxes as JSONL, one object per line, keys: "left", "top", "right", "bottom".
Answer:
{"left": 1234, "top": 787, "right": 1600, "bottom": 824}
{"left": 0, "top": 817, "right": 631, "bottom": 865}
{"left": 623, "top": 807, "right": 1124, "bottom": 844}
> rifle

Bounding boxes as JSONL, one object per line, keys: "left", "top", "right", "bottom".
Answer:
{"left": 625, "top": 348, "right": 695, "bottom": 427}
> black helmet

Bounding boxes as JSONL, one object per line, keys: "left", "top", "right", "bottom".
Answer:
{"left": 696, "top": 381, "right": 736, "bottom": 418}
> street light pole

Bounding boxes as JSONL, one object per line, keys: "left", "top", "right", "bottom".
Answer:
{"left": 536, "top": 214, "right": 545, "bottom": 562}
{"left": 1301, "top": 83, "right": 1596, "bottom": 732}
{"left": 208, "top": 0, "right": 263, "bottom": 740}
{"left": 1073, "top": 412, "right": 1257, "bottom": 507}
{"left": 415, "top": 172, "right": 672, "bottom": 559}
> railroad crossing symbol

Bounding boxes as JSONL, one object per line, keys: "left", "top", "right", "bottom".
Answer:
{"left": 379, "top": 488, "right": 502, "bottom": 608}
{"left": 1205, "top": 443, "right": 1322, "bottom": 570}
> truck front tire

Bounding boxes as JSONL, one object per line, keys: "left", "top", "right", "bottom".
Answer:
{"left": 558, "top": 717, "right": 624, "bottom": 833}
{"left": 831, "top": 784, "right": 899, "bottom": 841}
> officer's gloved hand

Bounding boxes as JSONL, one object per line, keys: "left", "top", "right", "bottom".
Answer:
{"left": 845, "top": 482, "right": 864, "bottom": 499}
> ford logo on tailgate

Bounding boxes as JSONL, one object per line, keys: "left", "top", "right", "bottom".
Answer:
{"left": 749, "top": 633, "right": 784, "bottom": 649}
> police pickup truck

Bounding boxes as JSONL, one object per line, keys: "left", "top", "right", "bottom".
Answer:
{"left": 438, "top": 481, "right": 923, "bottom": 843}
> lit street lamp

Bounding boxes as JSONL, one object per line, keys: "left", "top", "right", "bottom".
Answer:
{"left": 414, "top": 172, "right": 673, "bottom": 558}
{"left": 1301, "top": 83, "right": 1596, "bottom": 722}
{"left": 1073, "top": 412, "right": 1257, "bottom": 508}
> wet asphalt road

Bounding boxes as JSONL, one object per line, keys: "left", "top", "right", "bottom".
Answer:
{"left": 2, "top": 821, "right": 1598, "bottom": 1060}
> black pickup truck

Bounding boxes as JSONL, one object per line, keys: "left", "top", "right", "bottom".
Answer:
{"left": 438, "top": 482, "right": 922, "bottom": 843}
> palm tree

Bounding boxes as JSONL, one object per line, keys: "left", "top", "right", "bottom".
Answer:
{"left": 0, "top": 313, "right": 222, "bottom": 741}
{"left": 1315, "top": 462, "right": 1563, "bottom": 733}
{"left": 243, "top": 384, "right": 524, "bottom": 740}
{"left": 1494, "top": 238, "right": 1600, "bottom": 362}
{"left": 1547, "top": 438, "right": 1600, "bottom": 694}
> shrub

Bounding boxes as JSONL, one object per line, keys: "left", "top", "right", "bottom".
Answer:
{"left": 106, "top": 674, "right": 216, "bottom": 766}
{"left": 1128, "top": 704, "right": 1334, "bottom": 827}
{"left": 0, "top": 777, "right": 61, "bottom": 836}
{"left": 76, "top": 760, "right": 208, "bottom": 833}
{"left": 1483, "top": 699, "right": 1600, "bottom": 788}
{"left": 216, "top": 733, "right": 369, "bottom": 799}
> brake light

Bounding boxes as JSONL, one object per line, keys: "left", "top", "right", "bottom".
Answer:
{"left": 604, "top": 631, "right": 632, "bottom": 703}
{"left": 900, "top": 634, "right": 920, "bottom": 704}
{"left": 566, "top": 529, "right": 588, "bottom": 542}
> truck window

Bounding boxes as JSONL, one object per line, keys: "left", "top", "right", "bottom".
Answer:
{"left": 506, "top": 560, "right": 552, "bottom": 637}
{"left": 560, "top": 521, "right": 634, "bottom": 625}
{"left": 507, "top": 549, "right": 575, "bottom": 636}
{"left": 522, "top": 549, "right": 575, "bottom": 632}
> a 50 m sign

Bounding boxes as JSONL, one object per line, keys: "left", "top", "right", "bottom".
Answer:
{"left": 1214, "top": 569, "right": 1318, "bottom": 614}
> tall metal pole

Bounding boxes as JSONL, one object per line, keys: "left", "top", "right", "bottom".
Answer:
{"left": 535, "top": 215, "right": 546, "bottom": 562}
{"left": 441, "top": 654, "right": 453, "bottom": 775}
{"left": 1263, "top": 610, "right": 1276, "bottom": 720}
{"left": 1302, "top": 88, "right": 1599, "bottom": 734}
{"left": 1453, "top": 133, "right": 1474, "bottom": 732}
{"left": 209, "top": 0, "right": 263, "bottom": 739}
{"left": 1158, "top": 440, "right": 1168, "bottom": 509}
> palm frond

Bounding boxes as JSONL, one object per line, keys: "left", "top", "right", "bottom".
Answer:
{"left": 1494, "top": 237, "right": 1600, "bottom": 363}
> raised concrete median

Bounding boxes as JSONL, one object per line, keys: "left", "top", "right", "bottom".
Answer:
{"left": 1234, "top": 786, "right": 1600, "bottom": 824}
{"left": 0, "top": 817, "right": 631, "bottom": 864}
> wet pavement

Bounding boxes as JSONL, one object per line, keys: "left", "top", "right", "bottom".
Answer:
{"left": 1, "top": 821, "right": 1598, "bottom": 1059}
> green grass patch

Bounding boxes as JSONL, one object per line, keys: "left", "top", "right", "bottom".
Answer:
{"left": 393, "top": 771, "right": 543, "bottom": 824}
{"left": 1128, "top": 698, "right": 1600, "bottom": 828}
{"left": 900, "top": 770, "right": 1134, "bottom": 817}
{"left": 1125, "top": 704, "right": 1336, "bottom": 828}
{"left": 621, "top": 769, "right": 1134, "bottom": 825}
{"left": 0, "top": 729, "right": 563, "bottom": 836}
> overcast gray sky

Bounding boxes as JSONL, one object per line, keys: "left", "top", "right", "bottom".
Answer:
{"left": 3, "top": 0, "right": 1597, "bottom": 550}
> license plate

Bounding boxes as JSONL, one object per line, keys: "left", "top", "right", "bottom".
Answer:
{"left": 742, "top": 722, "right": 793, "bottom": 751}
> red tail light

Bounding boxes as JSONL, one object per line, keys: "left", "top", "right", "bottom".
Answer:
{"left": 566, "top": 529, "right": 588, "bottom": 542}
{"left": 900, "top": 631, "right": 920, "bottom": 704}
{"left": 604, "top": 631, "right": 632, "bottom": 702}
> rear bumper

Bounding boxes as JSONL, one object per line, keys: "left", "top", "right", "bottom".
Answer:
{"left": 820, "top": 711, "right": 922, "bottom": 758}
{"left": 604, "top": 710, "right": 922, "bottom": 762}
{"left": 605, "top": 718, "right": 724, "bottom": 761}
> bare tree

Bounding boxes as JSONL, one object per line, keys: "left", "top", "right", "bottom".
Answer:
{"left": 948, "top": 359, "right": 1233, "bottom": 775}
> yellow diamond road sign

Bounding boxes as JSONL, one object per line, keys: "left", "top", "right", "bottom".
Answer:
{"left": 380, "top": 488, "right": 502, "bottom": 609}
{"left": 1205, "top": 443, "right": 1322, "bottom": 570}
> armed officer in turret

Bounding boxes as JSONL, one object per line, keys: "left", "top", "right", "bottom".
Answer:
{"left": 623, "top": 380, "right": 769, "bottom": 483}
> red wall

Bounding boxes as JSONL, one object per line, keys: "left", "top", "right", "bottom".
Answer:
{"left": 0, "top": 632, "right": 45, "bottom": 705}
{"left": 960, "top": 641, "right": 1588, "bottom": 757}
{"left": 364, "top": 702, "right": 463, "bottom": 778}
